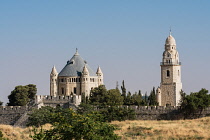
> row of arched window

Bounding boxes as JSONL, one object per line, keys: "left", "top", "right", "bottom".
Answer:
{"left": 59, "top": 78, "right": 98, "bottom": 83}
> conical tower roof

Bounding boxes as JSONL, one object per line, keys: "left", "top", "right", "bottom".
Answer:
{"left": 82, "top": 64, "right": 89, "bottom": 75}
{"left": 96, "top": 66, "right": 103, "bottom": 74}
{"left": 51, "top": 66, "right": 58, "bottom": 74}
{"left": 58, "top": 50, "right": 96, "bottom": 77}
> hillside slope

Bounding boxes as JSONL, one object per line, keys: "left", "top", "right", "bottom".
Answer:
{"left": 0, "top": 117, "right": 210, "bottom": 140}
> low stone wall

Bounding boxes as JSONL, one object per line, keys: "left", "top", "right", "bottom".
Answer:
{"left": 0, "top": 106, "right": 27, "bottom": 125}
{"left": 128, "top": 106, "right": 210, "bottom": 120}
{"left": 0, "top": 105, "right": 210, "bottom": 126}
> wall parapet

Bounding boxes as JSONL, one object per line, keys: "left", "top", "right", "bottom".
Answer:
{"left": 0, "top": 106, "right": 27, "bottom": 112}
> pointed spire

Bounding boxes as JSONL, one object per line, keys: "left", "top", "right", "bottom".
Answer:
{"left": 51, "top": 65, "right": 58, "bottom": 74}
{"left": 96, "top": 66, "right": 103, "bottom": 75}
{"left": 82, "top": 64, "right": 89, "bottom": 76}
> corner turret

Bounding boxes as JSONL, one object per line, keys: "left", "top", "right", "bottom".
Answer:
{"left": 82, "top": 64, "right": 89, "bottom": 76}
{"left": 50, "top": 66, "right": 58, "bottom": 96}
{"left": 96, "top": 66, "right": 103, "bottom": 85}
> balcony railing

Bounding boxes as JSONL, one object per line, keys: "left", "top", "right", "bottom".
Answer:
{"left": 160, "top": 62, "right": 181, "bottom": 65}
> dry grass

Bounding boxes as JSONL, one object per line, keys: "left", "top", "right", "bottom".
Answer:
{"left": 111, "top": 117, "right": 210, "bottom": 140}
{"left": 0, "top": 117, "right": 210, "bottom": 140}
{"left": 0, "top": 124, "right": 51, "bottom": 140}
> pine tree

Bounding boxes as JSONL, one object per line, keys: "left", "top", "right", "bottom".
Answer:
{"left": 148, "top": 87, "right": 158, "bottom": 106}
{"left": 121, "top": 80, "right": 126, "bottom": 97}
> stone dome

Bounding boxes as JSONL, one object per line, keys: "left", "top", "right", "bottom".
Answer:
{"left": 165, "top": 35, "right": 176, "bottom": 45}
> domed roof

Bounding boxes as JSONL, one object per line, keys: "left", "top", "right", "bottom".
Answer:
{"left": 58, "top": 51, "right": 96, "bottom": 77}
{"left": 165, "top": 34, "right": 176, "bottom": 45}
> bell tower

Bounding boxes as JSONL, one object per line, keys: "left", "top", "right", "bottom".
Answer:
{"left": 157, "top": 31, "right": 182, "bottom": 106}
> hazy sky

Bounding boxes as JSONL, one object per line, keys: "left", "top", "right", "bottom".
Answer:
{"left": 1, "top": 1, "right": 210, "bottom": 104}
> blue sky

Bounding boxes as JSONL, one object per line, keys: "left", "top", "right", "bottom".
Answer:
{"left": 1, "top": 1, "right": 210, "bottom": 104}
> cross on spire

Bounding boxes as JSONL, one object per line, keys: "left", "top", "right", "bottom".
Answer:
{"left": 169, "top": 27, "right": 172, "bottom": 36}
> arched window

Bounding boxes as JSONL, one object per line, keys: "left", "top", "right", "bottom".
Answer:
{"left": 167, "top": 70, "right": 170, "bottom": 77}
{"left": 178, "top": 70, "right": 180, "bottom": 76}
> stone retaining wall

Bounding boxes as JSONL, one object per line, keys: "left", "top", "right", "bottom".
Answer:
{"left": 0, "top": 105, "right": 210, "bottom": 126}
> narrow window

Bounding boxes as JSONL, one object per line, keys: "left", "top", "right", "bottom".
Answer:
{"left": 74, "top": 87, "right": 76, "bottom": 94}
{"left": 167, "top": 70, "right": 170, "bottom": 77}
{"left": 178, "top": 70, "right": 180, "bottom": 76}
{"left": 61, "top": 88, "right": 65, "bottom": 95}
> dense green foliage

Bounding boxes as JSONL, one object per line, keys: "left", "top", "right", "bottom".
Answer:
{"left": 180, "top": 88, "right": 210, "bottom": 118}
{"left": 27, "top": 106, "right": 56, "bottom": 127}
{"left": 79, "top": 85, "right": 136, "bottom": 122}
{"left": 29, "top": 107, "right": 120, "bottom": 140}
{"left": 89, "top": 85, "right": 124, "bottom": 106}
{"left": 0, "top": 101, "right": 3, "bottom": 106}
{"left": 8, "top": 84, "right": 37, "bottom": 106}
{"left": 148, "top": 87, "right": 158, "bottom": 106}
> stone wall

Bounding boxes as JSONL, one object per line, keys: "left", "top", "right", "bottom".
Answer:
{"left": 0, "top": 106, "right": 27, "bottom": 125}
{"left": 0, "top": 105, "right": 210, "bottom": 127}
{"left": 35, "top": 95, "right": 81, "bottom": 109}
{"left": 129, "top": 106, "right": 210, "bottom": 120}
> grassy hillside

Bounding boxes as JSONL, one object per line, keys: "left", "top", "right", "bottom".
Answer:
{"left": 0, "top": 117, "right": 210, "bottom": 140}
{"left": 111, "top": 117, "right": 210, "bottom": 140}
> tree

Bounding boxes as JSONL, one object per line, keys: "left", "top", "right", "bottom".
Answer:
{"left": 89, "top": 86, "right": 124, "bottom": 107}
{"left": 27, "top": 84, "right": 37, "bottom": 99}
{"left": 133, "top": 90, "right": 143, "bottom": 106}
{"left": 148, "top": 87, "right": 158, "bottom": 106}
{"left": 27, "top": 106, "right": 56, "bottom": 127}
{"left": 144, "top": 92, "right": 148, "bottom": 105}
{"left": 89, "top": 85, "right": 107, "bottom": 106}
{"left": 30, "top": 108, "right": 120, "bottom": 140}
{"left": 8, "top": 84, "right": 37, "bottom": 106}
{"left": 180, "top": 88, "right": 210, "bottom": 118}
{"left": 105, "top": 89, "right": 124, "bottom": 106}
{"left": 121, "top": 80, "right": 126, "bottom": 97}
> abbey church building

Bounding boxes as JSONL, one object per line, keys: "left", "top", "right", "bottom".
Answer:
{"left": 50, "top": 49, "right": 104, "bottom": 97}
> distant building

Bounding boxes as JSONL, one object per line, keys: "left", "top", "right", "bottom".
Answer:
{"left": 35, "top": 49, "right": 103, "bottom": 108}
{"left": 156, "top": 32, "right": 182, "bottom": 106}
{"left": 50, "top": 49, "right": 103, "bottom": 97}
